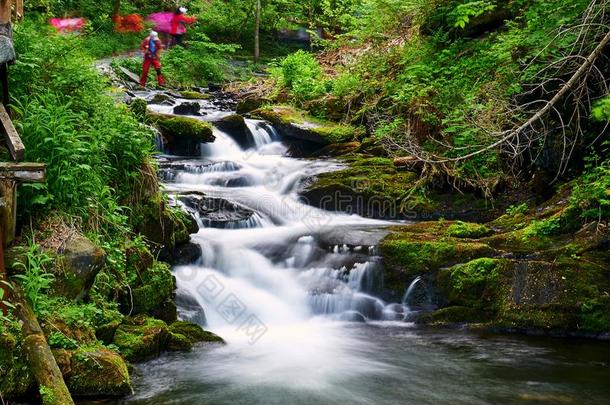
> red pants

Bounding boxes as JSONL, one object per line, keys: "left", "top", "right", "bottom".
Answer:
{"left": 141, "top": 56, "right": 165, "bottom": 86}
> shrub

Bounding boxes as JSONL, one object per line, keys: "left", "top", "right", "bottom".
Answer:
{"left": 12, "top": 243, "right": 55, "bottom": 315}
{"left": 276, "top": 50, "right": 327, "bottom": 102}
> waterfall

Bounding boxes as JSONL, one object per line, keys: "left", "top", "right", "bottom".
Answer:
{"left": 402, "top": 276, "right": 422, "bottom": 306}
{"left": 245, "top": 119, "right": 278, "bottom": 148}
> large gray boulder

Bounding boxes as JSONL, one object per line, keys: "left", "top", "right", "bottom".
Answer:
{"left": 54, "top": 235, "right": 106, "bottom": 300}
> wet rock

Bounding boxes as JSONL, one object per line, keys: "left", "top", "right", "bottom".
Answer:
{"left": 148, "top": 112, "right": 214, "bottom": 156}
{"left": 53, "top": 234, "right": 106, "bottom": 300}
{"left": 236, "top": 95, "right": 269, "bottom": 114}
{"left": 313, "top": 141, "right": 361, "bottom": 157}
{"left": 208, "top": 83, "right": 222, "bottom": 92}
{"left": 176, "top": 289, "right": 207, "bottom": 326}
{"left": 213, "top": 114, "right": 251, "bottom": 148}
{"left": 173, "top": 101, "right": 202, "bottom": 116}
{"left": 178, "top": 194, "right": 255, "bottom": 228}
{"left": 299, "top": 156, "right": 419, "bottom": 219}
{"left": 173, "top": 242, "right": 202, "bottom": 265}
{"left": 149, "top": 92, "right": 176, "bottom": 105}
{"left": 252, "top": 105, "right": 358, "bottom": 145}
{"left": 166, "top": 321, "right": 224, "bottom": 352}
{"left": 113, "top": 315, "right": 169, "bottom": 362}
{"left": 56, "top": 347, "right": 132, "bottom": 398}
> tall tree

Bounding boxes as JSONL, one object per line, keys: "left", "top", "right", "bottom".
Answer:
{"left": 254, "top": 0, "right": 261, "bottom": 62}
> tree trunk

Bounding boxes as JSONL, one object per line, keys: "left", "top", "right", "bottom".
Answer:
{"left": 112, "top": 0, "right": 121, "bottom": 16}
{"left": 13, "top": 284, "right": 75, "bottom": 405}
{"left": 254, "top": 0, "right": 261, "bottom": 63}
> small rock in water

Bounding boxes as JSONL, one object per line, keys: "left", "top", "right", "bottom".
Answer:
{"left": 174, "top": 242, "right": 202, "bottom": 265}
{"left": 149, "top": 92, "right": 177, "bottom": 105}
{"left": 339, "top": 311, "right": 367, "bottom": 323}
{"left": 173, "top": 101, "right": 202, "bottom": 116}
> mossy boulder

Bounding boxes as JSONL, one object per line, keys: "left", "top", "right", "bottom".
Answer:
{"left": 180, "top": 90, "right": 211, "bottom": 100}
{"left": 0, "top": 325, "right": 35, "bottom": 398}
{"left": 304, "top": 95, "right": 347, "bottom": 121}
{"left": 436, "top": 258, "right": 504, "bottom": 311}
{"left": 42, "top": 317, "right": 96, "bottom": 349}
{"left": 299, "top": 155, "right": 419, "bottom": 219}
{"left": 313, "top": 141, "right": 361, "bottom": 157}
{"left": 166, "top": 321, "right": 224, "bottom": 352}
{"left": 113, "top": 315, "right": 169, "bottom": 362}
{"left": 127, "top": 261, "right": 176, "bottom": 321}
{"left": 446, "top": 221, "right": 493, "bottom": 238}
{"left": 381, "top": 233, "right": 497, "bottom": 299}
{"left": 132, "top": 194, "right": 195, "bottom": 262}
{"left": 148, "top": 111, "right": 214, "bottom": 156}
{"left": 55, "top": 347, "right": 132, "bottom": 398}
{"left": 236, "top": 95, "right": 269, "bottom": 114}
{"left": 252, "top": 105, "right": 360, "bottom": 145}
{"left": 53, "top": 234, "right": 106, "bottom": 301}
{"left": 416, "top": 306, "right": 490, "bottom": 324}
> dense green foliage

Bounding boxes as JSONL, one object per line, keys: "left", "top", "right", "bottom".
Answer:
{"left": 11, "top": 21, "right": 154, "bottom": 231}
{"left": 269, "top": 0, "right": 605, "bottom": 187}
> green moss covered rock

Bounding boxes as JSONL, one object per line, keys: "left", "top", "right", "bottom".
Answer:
{"left": 0, "top": 325, "right": 35, "bottom": 398}
{"left": 252, "top": 105, "right": 360, "bottom": 144}
{"left": 170, "top": 321, "right": 224, "bottom": 344}
{"left": 380, "top": 228, "right": 497, "bottom": 298}
{"left": 180, "top": 90, "right": 211, "bottom": 100}
{"left": 148, "top": 112, "right": 214, "bottom": 156}
{"left": 132, "top": 193, "right": 194, "bottom": 261}
{"left": 300, "top": 155, "right": 419, "bottom": 218}
{"left": 113, "top": 315, "right": 169, "bottom": 362}
{"left": 56, "top": 347, "right": 132, "bottom": 398}
{"left": 166, "top": 321, "right": 224, "bottom": 351}
{"left": 446, "top": 221, "right": 492, "bottom": 238}
{"left": 50, "top": 234, "right": 106, "bottom": 301}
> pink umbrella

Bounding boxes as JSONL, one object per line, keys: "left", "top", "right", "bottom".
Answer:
{"left": 147, "top": 12, "right": 174, "bottom": 34}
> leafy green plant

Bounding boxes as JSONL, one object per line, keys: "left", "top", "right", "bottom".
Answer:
{"left": 48, "top": 331, "right": 78, "bottom": 350}
{"left": 332, "top": 72, "right": 361, "bottom": 98}
{"left": 0, "top": 281, "right": 16, "bottom": 322}
{"left": 12, "top": 242, "right": 55, "bottom": 314}
{"left": 506, "top": 203, "right": 529, "bottom": 216}
{"left": 275, "top": 50, "right": 327, "bottom": 102}
{"left": 592, "top": 96, "right": 610, "bottom": 121}
{"left": 570, "top": 163, "right": 610, "bottom": 221}
{"left": 450, "top": 1, "right": 496, "bottom": 29}
{"left": 523, "top": 217, "right": 562, "bottom": 238}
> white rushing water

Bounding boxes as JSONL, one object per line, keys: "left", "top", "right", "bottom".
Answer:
{"left": 163, "top": 113, "right": 411, "bottom": 391}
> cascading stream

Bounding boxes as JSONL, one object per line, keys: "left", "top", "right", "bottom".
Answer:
{"left": 151, "top": 95, "right": 411, "bottom": 392}
{"left": 124, "top": 93, "right": 610, "bottom": 405}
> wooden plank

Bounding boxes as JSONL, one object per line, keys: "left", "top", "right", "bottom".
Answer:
{"left": 0, "top": 179, "right": 15, "bottom": 245}
{"left": 0, "top": 103, "right": 24, "bottom": 161}
{"left": 0, "top": 162, "right": 45, "bottom": 182}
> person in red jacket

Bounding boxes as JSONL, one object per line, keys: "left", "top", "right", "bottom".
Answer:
{"left": 140, "top": 30, "right": 165, "bottom": 87}
{"left": 170, "top": 7, "right": 196, "bottom": 47}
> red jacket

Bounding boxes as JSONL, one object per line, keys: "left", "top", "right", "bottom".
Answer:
{"left": 170, "top": 13, "right": 196, "bottom": 35}
{"left": 141, "top": 36, "right": 163, "bottom": 59}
